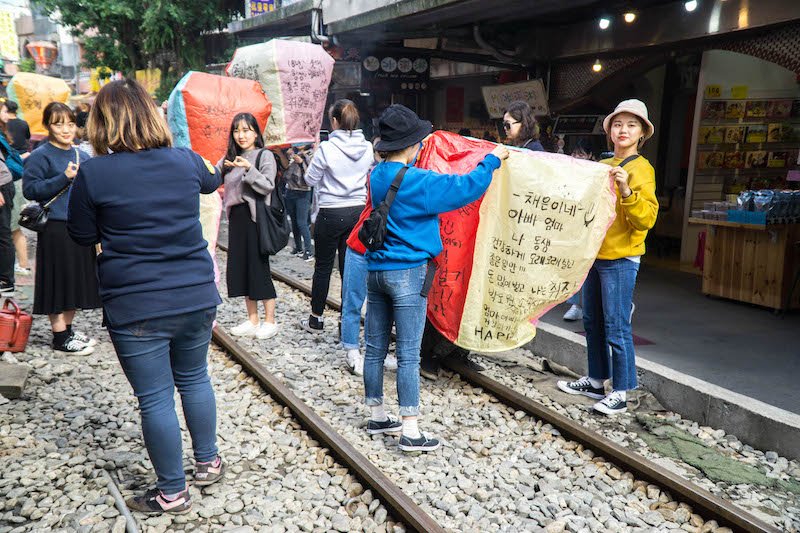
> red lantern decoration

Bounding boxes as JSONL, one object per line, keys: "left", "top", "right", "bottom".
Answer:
{"left": 25, "top": 41, "right": 58, "bottom": 69}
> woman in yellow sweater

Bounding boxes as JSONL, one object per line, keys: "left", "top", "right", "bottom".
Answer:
{"left": 558, "top": 99, "right": 658, "bottom": 415}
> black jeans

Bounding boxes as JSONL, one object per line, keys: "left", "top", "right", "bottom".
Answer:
{"left": 311, "top": 205, "right": 363, "bottom": 316}
{"left": 0, "top": 181, "right": 15, "bottom": 285}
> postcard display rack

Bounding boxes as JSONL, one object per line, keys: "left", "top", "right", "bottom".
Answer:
{"left": 689, "top": 96, "right": 800, "bottom": 311}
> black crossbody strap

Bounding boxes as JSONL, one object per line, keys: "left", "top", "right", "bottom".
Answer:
{"left": 620, "top": 154, "right": 640, "bottom": 168}
{"left": 43, "top": 184, "right": 71, "bottom": 209}
{"left": 383, "top": 166, "right": 409, "bottom": 209}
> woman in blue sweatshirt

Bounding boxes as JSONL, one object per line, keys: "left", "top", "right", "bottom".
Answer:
{"left": 23, "top": 102, "right": 101, "bottom": 355}
{"left": 363, "top": 105, "right": 508, "bottom": 452}
{"left": 67, "top": 79, "right": 224, "bottom": 515}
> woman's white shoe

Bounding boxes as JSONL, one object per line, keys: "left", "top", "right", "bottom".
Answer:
{"left": 256, "top": 322, "right": 279, "bottom": 340}
{"left": 231, "top": 320, "right": 260, "bottom": 337}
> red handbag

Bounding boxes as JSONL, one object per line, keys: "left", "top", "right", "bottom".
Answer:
{"left": 0, "top": 299, "right": 32, "bottom": 352}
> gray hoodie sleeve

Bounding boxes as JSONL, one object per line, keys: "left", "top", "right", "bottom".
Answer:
{"left": 303, "top": 145, "right": 327, "bottom": 187}
{"left": 242, "top": 150, "right": 276, "bottom": 196}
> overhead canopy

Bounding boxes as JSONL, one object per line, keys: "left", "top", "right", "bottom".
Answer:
{"left": 229, "top": 0, "right": 800, "bottom": 66}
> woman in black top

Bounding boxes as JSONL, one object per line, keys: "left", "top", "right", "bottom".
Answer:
{"left": 503, "top": 100, "right": 545, "bottom": 152}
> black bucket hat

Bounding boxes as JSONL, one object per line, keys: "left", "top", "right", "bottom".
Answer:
{"left": 374, "top": 104, "right": 432, "bottom": 152}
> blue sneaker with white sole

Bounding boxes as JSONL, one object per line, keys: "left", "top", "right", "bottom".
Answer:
{"left": 398, "top": 434, "right": 440, "bottom": 452}
{"left": 366, "top": 417, "right": 402, "bottom": 435}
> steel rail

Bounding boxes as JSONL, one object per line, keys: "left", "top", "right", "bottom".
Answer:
{"left": 266, "top": 265, "right": 779, "bottom": 533}
{"left": 211, "top": 326, "right": 445, "bottom": 533}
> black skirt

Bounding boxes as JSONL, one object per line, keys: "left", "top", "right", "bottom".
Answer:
{"left": 226, "top": 204, "right": 277, "bottom": 300}
{"left": 34, "top": 220, "right": 102, "bottom": 315}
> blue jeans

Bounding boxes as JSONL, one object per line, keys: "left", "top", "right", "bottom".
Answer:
{"left": 108, "top": 307, "right": 219, "bottom": 493}
{"left": 364, "top": 265, "right": 427, "bottom": 416}
{"left": 341, "top": 247, "right": 367, "bottom": 350}
{"left": 285, "top": 189, "right": 312, "bottom": 253}
{"left": 567, "top": 287, "right": 582, "bottom": 306}
{"left": 582, "top": 259, "right": 639, "bottom": 391}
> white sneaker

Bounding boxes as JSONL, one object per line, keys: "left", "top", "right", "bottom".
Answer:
{"left": 14, "top": 264, "right": 31, "bottom": 276}
{"left": 346, "top": 349, "right": 364, "bottom": 376}
{"left": 384, "top": 354, "right": 398, "bottom": 370}
{"left": 354, "top": 354, "right": 364, "bottom": 376}
{"left": 256, "top": 322, "right": 279, "bottom": 340}
{"left": 563, "top": 304, "right": 583, "bottom": 321}
{"left": 231, "top": 320, "right": 260, "bottom": 337}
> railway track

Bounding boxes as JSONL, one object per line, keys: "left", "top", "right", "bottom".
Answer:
{"left": 260, "top": 265, "right": 778, "bottom": 533}
{"left": 211, "top": 325, "right": 443, "bottom": 533}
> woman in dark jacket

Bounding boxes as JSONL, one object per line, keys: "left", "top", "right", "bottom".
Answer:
{"left": 23, "top": 102, "right": 101, "bottom": 355}
{"left": 67, "top": 79, "right": 225, "bottom": 515}
{"left": 503, "top": 100, "right": 545, "bottom": 151}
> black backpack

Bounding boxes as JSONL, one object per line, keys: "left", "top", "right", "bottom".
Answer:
{"left": 358, "top": 166, "right": 409, "bottom": 252}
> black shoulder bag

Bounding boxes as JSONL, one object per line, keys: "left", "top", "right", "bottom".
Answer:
{"left": 19, "top": 184, "right": 71, "bottom": 232}
{"left": 251, "top": 150, "right": 290, "bottom": 257}
{"left": 358, "top": 165, "right": 409, "bottom": 252}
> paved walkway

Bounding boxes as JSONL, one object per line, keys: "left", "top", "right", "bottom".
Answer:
{"left": 544, "top": 264, "right": 800, "bottom": 414}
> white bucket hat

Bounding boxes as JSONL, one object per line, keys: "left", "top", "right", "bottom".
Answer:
{"left": 603, "top": 99, "right": 654, "bottom": 141}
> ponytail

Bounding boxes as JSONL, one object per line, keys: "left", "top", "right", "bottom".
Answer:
{"left": 329, "top": 99, "right": 359, "bottom": 131}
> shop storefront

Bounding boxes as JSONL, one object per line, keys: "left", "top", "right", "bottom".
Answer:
{"left": 683, "top": 48, "right": 800, "bottom": 310}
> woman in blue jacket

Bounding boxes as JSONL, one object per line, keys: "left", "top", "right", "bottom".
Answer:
{"left": 364, "top": 105, "right": 508, "bottom": 452}
{"left": 23, "top": 102, "right": 101, "bottom": 355}
{"left": 67, "top": 79, "right": 224, "bottom": 515}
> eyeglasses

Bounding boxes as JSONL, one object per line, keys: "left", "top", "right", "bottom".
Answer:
{"left": 503, "top": 120, "right": 519, "bottom": 130}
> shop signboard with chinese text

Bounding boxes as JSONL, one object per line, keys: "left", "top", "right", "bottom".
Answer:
{"left": 247, "top": 0, "right": 276, "bottom": 17}
{"left": 482, "top": 79, "right": 548, "bottom": 118}
{"left": 362, "top": 54, "right": 429, "bottom": 92}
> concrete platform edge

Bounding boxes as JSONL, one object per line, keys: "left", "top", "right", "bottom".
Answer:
{"left": 527, "top": 321, "right": 800, "bottom": 461}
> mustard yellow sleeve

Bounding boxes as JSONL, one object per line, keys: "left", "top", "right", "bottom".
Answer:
{"left": 620, "top": 163, "right": 658, "bottom": 231}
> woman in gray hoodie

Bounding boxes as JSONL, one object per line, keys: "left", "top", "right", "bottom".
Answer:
{"left": 300, "top": 99, "right": 373, "bottom": 334}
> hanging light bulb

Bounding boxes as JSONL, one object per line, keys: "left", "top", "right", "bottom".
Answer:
{"left": 598, "top": 17, "right": 611, "bottom": 29}
{"left": 684, "top": 0, "right": 698, "bottom": 11}
{"left": 592, "top": 59, "right": 603, "bottom": 73}
{"left": 623, "top": 11, "right": 637, "bottom": 23}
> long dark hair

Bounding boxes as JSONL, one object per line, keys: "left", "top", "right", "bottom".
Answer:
{"left": 224, "top": 112, "right": 264, "bottom": 173}
{"left": 329, "top": 99, "right": 360, "bottom": 131}
{"left": 504, "top": 100, "right": 540, "bottom": 147}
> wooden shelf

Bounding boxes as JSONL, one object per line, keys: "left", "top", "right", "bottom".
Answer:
{"left": 699, "top": 119, "right": 800, "bottom": 126}
{"left": 696, "top": 142, "right": 799, "bottom": 151}
{"left": 687, "top": 217, "right": 775, "bottom": 230}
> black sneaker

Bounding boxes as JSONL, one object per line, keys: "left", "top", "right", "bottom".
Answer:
{"left": 299, "top": 315, "right": 324, "bottom": 333}
{"left": 194, "top": 456, "right": 225, "bottom": 486}
{"left": 70, "top": 330, "right": 97, "bottom": 347}
{"left": 556, "top": 377, "right": 605, "bottom": 399}
{"left": 593, "top": 391, "right": 627, "bottom": 415}
{"left": 303, "top": 251, "right": 313, "bottom": 262}
{"left": 54, "top": 335, "right": 94, "bottom": 356}
{"left": 420, "top": 356, "right": 439, "bottom": 380}
{"left": 366, "top": 416, "right": 402, "bottom": 435}
{"left": 398, "top": 434, "right": 440, "bottom": 452}
{"left": 126, "top": 487, "right": 191, "bottom": 515}
{"left": 0, "top": 281, "right": 14, "bottom": 296}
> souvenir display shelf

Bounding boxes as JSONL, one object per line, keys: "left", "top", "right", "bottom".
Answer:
{"left": 691, "top": 97, "right": 800, "bottom": 212}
